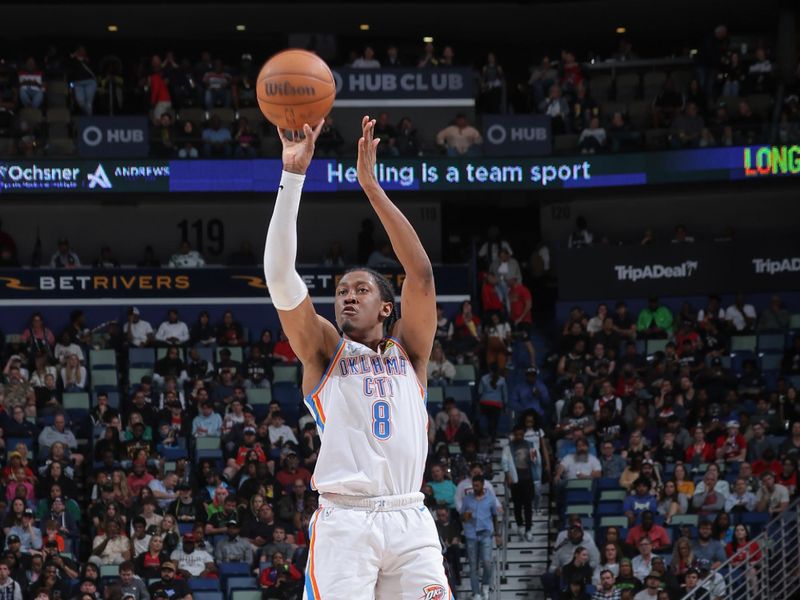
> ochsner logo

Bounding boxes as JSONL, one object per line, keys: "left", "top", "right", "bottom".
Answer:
{"left": 752, "top": 257, "right": 800, "bottom": 275}
{"left": 614, "top": 260, "right": 699, "bottom": 282}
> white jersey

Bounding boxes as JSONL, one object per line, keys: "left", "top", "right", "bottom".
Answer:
{"left": 304, "top": 336, "right": 428, "bottom": 497}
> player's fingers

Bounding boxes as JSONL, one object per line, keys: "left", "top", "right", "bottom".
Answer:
{"left": 303, "top": 123, "right": 313, "bottom": 144}
{"left": 311, "top": 119, "right": 324, "bottom": 140}
{"left": 362, "top": 115, "right": 370, "bottom": 131}
{"left": 372, "top": 138, "right": 380, "bottom": 151}
{"left": 276, "top": 127, "right": 288, "bottom": 143}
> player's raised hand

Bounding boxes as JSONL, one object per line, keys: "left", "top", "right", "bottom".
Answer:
{"left": 356, "top": 115, "right": 381, "bottom": 190}
{"left": 278, "top": 119, "right": 324, "bottom": 176}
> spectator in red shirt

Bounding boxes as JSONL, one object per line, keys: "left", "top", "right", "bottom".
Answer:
{"left": 452, "top": 301, "right": 482, "bottom": 362}
{"left": 481, "top": 273, "right": 505, "bottom": 319}
{"left": 751, "top": 447, "right": 782, "bottom": 477}
{"left": 725, "top": 524, "right": 762, "bottom": 566}
{"left": 126, "top": 458, "right": 154, "bottom": 497}
{"left": 259, "top": 551, "right": 302, "bottom": 597}
{"left": 275, "top": 452, "right": 312, "bottom": 492}
{"left": 272, "top": 330, "right": 298, "bottom": 363}
{"left": 560, "top": 50, "right": 584, "bottom": 95}
{"left": 625, "top": 510, "right": 670, "bottom": 550}
{"left": 216, "top": 310, "right": 244, "bottom": 347}
{"left": 18, "top": 56, "right": 46, "bottom": 108}
{"left": 715, "top": 420, "right": 746, "bottom": 463}
{"left": 234, "top": 428, "right": 268, "bottom": 465}
{"left": 685, "top": 426, "right": 715, "bottom": 465}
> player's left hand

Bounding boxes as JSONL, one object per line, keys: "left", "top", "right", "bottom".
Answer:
{"left": 356, "top": 115, "right": 380, "bottom": 189}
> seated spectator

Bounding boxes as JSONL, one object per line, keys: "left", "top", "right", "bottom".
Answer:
{"left": 216, "top": 310, "right": 244, "bottom": 347}
{"left": 272, "top": 330, "right": 297, "bottom": 363}
{"left": 214, "top": 518, "right": 253, "bottom": 563}
{"left": 631, "top": 537, "right": 657, "bottom": 582}
{"left": 623, "top": 478, "right": 658, "bottom": 526}
{"left": 168, "top": 241, "right": 205, "bottom": 268}
{"left": 233, "top": 117, "right": 258, "bottom": 158}
{"left": 593, "top": 568, "right": 620, "bottom": 598}
{"left": 562, "top": 546, "right": 593, "bottom": 590}
{"left": 18, "top": 56, "right": 46, "bottom": 108}
{"left": 155, "top": 309, "right": 190, "bottom": 347}
{"left": 625, "top": 511, "right": 669, "bottom": 550}
{"left": 259, "top": 551, "right": 302, "bottom": 598}
{"left": 427, "top": 342, "right": 456, "bottom": 386}
{"left": 395, "top": 116, "right": 421, "bottom": 157}
{"left": 427, "top": 464, "right": 457, "bottom": 509}
{"left": 732, "top": 99, "right": 762, "bottom": 144}
{"left": 151, "top": 112, "right": 177, "bottom": 157}
{"left": 539, "top": 84, "right": 570, "bottom": 134}
{"left": 8, "top": 508, "right": 42, "bottom": 552}
{"left": 176, "top": 119, "right": 201, "bottom": 158}
{"left": 373, "top": 112, "right": 398, "bottom": 157}
{"left": 724, "top": 293, "right": 757, "bottom": 332}
{"left": 578, "top": 116, "right": 606, "bottom": 153}
{"left": 756, "top": 470, "right": 789, "bottom": 515}
{"left": 124, "top": 307, "right": 155, "bottom": 347}
{"left": 669, "top": 102, "right": 704, "bottom": 148}
{"left": 202, "top": 114, "right": 232, "bottom": 157}
{"left": 435, "top": 113, "right": 483, "bottom": 156}
{"left": 170, "top": 533, "right": 215, "bottom": 578}
{"left": 747, "top": 47, "right": 775, "bottom": 94}
{"left": 554, "top": 438, "right": 601, "bottom": 490}
{"left": 691, "top": 520, "right": 726, "bottom": 571}
{"left": 570, "top": 82, "right": 598, "bottom": 132}
{"left": 636, "top": 297, "right": 673, "bottom": 340}
{"left": 510, "top": 366, "right": 550, "bottom": 419}
{"left": 232, "top": 53, "right": 257, "bottom": 108}
{"left": 758, "top": 294, "right": 790, "bottom": 330}
{"left": 351, "top": 45, "right": 381, "bottom": 68}
{"left": 315, "top": 114, "right": 345, "bottom": 157}
{"left": 652, "top": 76, "right": 684, "bottom": 128}
{"left": 243, "top": 344, "right": 273, "bottom": 389}
{"left": 91, "top": 518, "right": 132, "bottom": 565}
{"left": 50, "top": 237, "right": 81, "bottom": 269}
{"left": 148, "top": 560, "right": 190, "bottom": 600}
{"left": 607, "top": 111, "right": 639, "bottom": 152}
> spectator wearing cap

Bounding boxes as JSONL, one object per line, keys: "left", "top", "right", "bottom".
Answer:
{"left": 147, "top": 561, "right": 190, "bottom": 600}
{"left": 510, "top": 365, "right": 550, "bottom": 419}
{"left": 50, "top": 238, "right": 81, "bottom": 269}
{"left": 214, "top": 518, "right": 253, "bottom": 563}
{"left": 625, "top": 511, "right": 670, "bottom": 551}
{"left": 119, "top": 560, "right": 150, "bottom": 600}
{"left": 275, "top": 450, "right": 311, "bottom": 492}
{"left": 170, "top": 533, "right": 215, "bottom": 578}
{"left": 125, "top": 307, "right": 155, "bottom": 348}
{"left": 167, "top": 482, "right": 206, "bottom": 524}
{"left": 715, "top": 419, "right": 746, "bottom": 463}
{"left": 624, "top": 478, "right": 658, "bottom": 526}
{"left": 91, "top": 519, "right": 131, "bottom": 565}
{"left": 693, "top": 558, "right": 726, "bottom": 600}
{"left": 633, "top": 572, "right": 662, "bottom": 599}
{"left": 192, "top": 401, "right": 222, "bottom": 437}
{"left": 243, "top": 345, "right": 273, "bottom": 390}
{"left": 8, "top": 508, "right": 42, "bottom": 552}
{"left": 756, "top": 470, "right": 790, "bottom": 515}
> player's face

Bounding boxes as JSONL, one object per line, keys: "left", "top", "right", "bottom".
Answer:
{"left": 334, "top": 272, "right": 392, "bottom": 337}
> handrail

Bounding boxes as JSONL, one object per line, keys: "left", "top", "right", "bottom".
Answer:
{"left": 493, "top": 480, "right": 510, "bottom": 600}
{"left": 679, "top": 495, "right": 800, "bottom": 600}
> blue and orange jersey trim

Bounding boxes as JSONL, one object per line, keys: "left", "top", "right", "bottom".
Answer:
{"left": 304, "top": 508, "right": 322, "bottom": 599}
{"left": 387, "top": 336, "right": 427, "bottom": 403}
{"left": 303, "top": 338, "right": 346, "bottom": 433}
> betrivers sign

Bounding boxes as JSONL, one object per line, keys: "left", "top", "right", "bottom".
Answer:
{"left": 614, "top": 261, "right": 699, "bottom": 282}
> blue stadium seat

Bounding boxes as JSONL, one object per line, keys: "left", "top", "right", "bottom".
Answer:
{"left": 195, "top": 346, "right": 215, "bottom": 365}
{"left": 444, "top": 384, "right": 473, "bottom": 405}
{"left": 129, "top": 347, "right": 155, "bottom": 367}
{"left": 597, "top": 501, "right": 624, "bottom": 516}
{"left": 193, "top": 592, "right": 223, "bottom": 600}
{"left": 597, "top": 477, "right": 623, "bottom": 491}
{"left": 272, "top": 382, "right": 302, "bottom": 406}
{"left": 189, "top": 580, "right": 222, "bottom": 592}
{"left": 226, "top": 577, "right": 258, "bottom": 600}
{"left": 566, "top": 490, "right": 593, "bottom": 505}
{"left": 757, "top": 332, "right": 786, "bottom": 352}
{"left": 218, "top": 562, "right": 252, "bottom": 578}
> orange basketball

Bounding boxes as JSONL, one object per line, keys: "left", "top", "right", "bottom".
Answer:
{"left": 256, "top": 49, "right": 336, "bottom": 131}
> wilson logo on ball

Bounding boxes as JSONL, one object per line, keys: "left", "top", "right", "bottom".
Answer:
{"left": 263, "top": 81, "right": 316, "bottom": 96}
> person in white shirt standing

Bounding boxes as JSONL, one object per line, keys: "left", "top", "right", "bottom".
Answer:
{"left": 155, "top": 309, "right": 190, "bottom": 346}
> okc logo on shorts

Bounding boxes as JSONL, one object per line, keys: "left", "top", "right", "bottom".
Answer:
{"left": 420, "top": 584, "right": 446, "bottom": 600}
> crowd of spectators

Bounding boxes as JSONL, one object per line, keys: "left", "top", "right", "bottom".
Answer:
{"left": 1, "top": 25, "right": 798, "bottom": 158}
{"left": 539, "top": 283, "right": 800, "bottom": 599}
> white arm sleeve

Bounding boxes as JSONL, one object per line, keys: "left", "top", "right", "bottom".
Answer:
{"left": 263, "top": 171, "right": 309, "bottom": 311}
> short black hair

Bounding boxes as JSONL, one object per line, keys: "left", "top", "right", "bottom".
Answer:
{"left": 343, "top": 266, "right": 397, "bottom": 334}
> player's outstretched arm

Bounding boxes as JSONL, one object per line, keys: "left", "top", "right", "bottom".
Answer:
{"left": 264, "top": 121, "right": 340, "bottom": 381}
{"left": 356, "top": 115, "right": 436, "bottom": 367}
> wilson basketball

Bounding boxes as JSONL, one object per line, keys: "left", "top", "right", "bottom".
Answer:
{"left": 256, "top": 49, "right": 336, "bottom": 131}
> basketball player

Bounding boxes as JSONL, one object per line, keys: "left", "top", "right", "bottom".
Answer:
{"left": 263, "top": 115, "right": 452, "bottom": 600}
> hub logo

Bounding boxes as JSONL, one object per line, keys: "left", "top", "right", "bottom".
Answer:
{"left": 419, "top": 584, "right": 446, "bottom": 600}
{"left": 87, "top": 164, "right": 112, "bottom": 189}
{"left": 614, "top": 261, "right": 699, "bottom": 282}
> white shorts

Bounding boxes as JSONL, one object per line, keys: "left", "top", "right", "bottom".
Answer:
{"left": 303, "top": 492, "right": 453, "bottom": 600}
